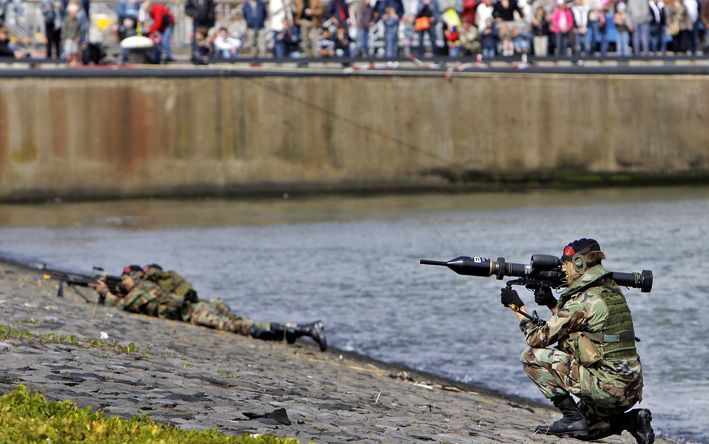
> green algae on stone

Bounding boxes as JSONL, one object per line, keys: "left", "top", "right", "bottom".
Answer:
{"left": 0, "top": 385, "right": 300, "bottom": 444}
{"left": 0, "top": 323, "right": 144, "bottom": 356}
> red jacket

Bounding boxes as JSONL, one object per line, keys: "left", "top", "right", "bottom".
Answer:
{"left": 148, "top": 3, "right": 175, "bottom": 34}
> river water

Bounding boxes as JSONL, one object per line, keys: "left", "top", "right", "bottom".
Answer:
{"left": 1, "top": 187, "right": 707, "bottom": 443}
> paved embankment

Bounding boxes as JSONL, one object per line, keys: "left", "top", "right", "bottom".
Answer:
{"left": 0, "top": 262, "right": 673, "bottom": 443}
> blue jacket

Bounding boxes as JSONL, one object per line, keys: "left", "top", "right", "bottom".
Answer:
{"left": 243, "top": 0, "right": 267, "bottom": 29}
{"left": 375, "top": 0, "right": 405, "bottom": 19}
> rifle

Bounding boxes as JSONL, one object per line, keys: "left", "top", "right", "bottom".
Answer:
{"left": 420, "top": 255, "right": 653, "bottom": 293}
{"left": 40, "top": 266, "right": 123, "bottom": 303}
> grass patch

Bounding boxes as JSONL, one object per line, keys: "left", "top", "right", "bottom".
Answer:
{"left": 0, "top": 324, "right": 143, "bottom": 355}
{"left": 0, "top": 385, "right": 298, "bottom": 443}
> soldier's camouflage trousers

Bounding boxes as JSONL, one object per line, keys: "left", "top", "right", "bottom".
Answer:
{"left": 520, "top": 346, "right": 643, "bottom": 436}
{"left": 188, "top": 298, "right": 260, "bottom": 336}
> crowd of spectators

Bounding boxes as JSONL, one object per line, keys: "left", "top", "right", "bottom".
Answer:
{"left": 0, "top": 0, "right": 707, "bottom": 64}
{"left": 190, "top": 0, "right": 708, "bottom": 61}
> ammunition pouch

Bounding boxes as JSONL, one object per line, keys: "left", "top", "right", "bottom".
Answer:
{"left": 584, "top": 329, "right": 637, "bottom": 360}
{"left": 569, "top": 332, "right": 601, "bottom": 366}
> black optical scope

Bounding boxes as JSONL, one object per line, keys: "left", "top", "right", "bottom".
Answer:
{"left": 420, "top": 254, "right": 653, "bottom": 293}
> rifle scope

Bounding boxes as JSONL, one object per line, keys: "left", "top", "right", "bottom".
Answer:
{"left": 420, "top": 255, "right": 653, "bottom": 293}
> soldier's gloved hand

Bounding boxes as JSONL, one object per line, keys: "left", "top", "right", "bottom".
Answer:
{"left": 534, "top": 286, "right": 557, "bottom": 309}
{"left": 500, "top": 287, "right": 524, "bottom": 310}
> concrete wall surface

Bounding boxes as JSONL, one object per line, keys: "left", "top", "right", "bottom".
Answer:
{"left": 0, "top": 73, "right": 707, "bottom": 200}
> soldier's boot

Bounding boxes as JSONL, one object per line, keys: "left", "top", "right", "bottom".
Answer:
{"left": 623, "top": 409, "right": 655, "bottom": 444}
{"left": 535, "top": 396, "right": 588, "bottom": 437}
{"left": 286, "top": 321, "right": 327, "bottom": 352}
{"left": 251, "top": 322, "right": 327, "bottom": 352}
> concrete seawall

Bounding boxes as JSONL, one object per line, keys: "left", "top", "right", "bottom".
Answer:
{"left": 1, "top": 72, "right": 708, "bottom": 201}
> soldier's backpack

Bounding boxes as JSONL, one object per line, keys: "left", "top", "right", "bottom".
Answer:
{"left": 143, "top": 267, "right": 199, "bottom": 308}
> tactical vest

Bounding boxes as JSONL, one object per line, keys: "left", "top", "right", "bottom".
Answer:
{"left": 144, "top": 269, "right": 199, "bottom": 306}
{"left": 584, "top": 282, "right": 638, "bottom": 360}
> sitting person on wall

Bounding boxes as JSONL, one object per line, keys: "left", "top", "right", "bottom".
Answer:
{"left": 191, "top": 26, "right": 214, "bottom": 64}
{"left": 0, "top": 26, "right": 18, "bottom": 58}
{"left": 213, "top": 26, "right": 241, "bottom": 60}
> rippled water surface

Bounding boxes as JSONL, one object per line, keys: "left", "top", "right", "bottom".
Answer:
{"left": 1, "top": 187, "right": 708, "bottom": 442}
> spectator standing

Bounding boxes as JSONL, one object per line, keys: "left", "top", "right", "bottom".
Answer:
{"left": 532, "top": 6, "right": 550, "bottom": 54}
{"left": 665, "top": 0, "right": 690, "bottom": 52}
{"left": 270, "top": 0, "right": 296, "bottom": 57}
{"left": 243, "top": 0, "right": 267, "bottom": 57}
{"left": 42, "top": 0, "right": 62, "bottom": 58}
{"left": 142, "top": 0, "right": 175, "bottom": 62}
{"left": 480, "top": 15, "right": 497, "bottom": 55}
{"left": 701, "top": 0, "right": 709, "bottom": 51}
{"left": 382, "top": 5, "right": 400, "bottom": 57}
{"left": 185, "top": 0, "right": 215, "bottom": 51}
{"left": 586, "top": 0, "right": 603, "bottom": 54}
{"left": 598, "top": 0, "right": 612, "bottom": 55}
{"left": 493, "top": 0, "right": 520, "bottom": 21}
{"left": 683, "top": 0, "right": 699, "bottom": 54}
{"left": 440, "top": 0, "right": 463, "bottom": 13}
{"left": 551, "top": 0, "right": 574, "bottom": 55}
{"left": 374, "top": 0, "right": 405, "bottom": 22}
{"left": 214, "top": 26, "right": 241, "bottom": 59}
{"left": 571, "top": 0, "right": 590, "bottom": 54}
{"left": 295, "top": 0, "right": 325, "bottom": 57}
{"left": 475, "top": 0, "right": 494, "bottom": 30}
{"left": 461, "top": 0, "right": 477, "bottom": 25}
{"left": 117, "top": 0, "right": 140, "bottom": 21}
{"left": 354, "top": 0, "right": 374, "bottom": 56}
{"left": 62, "top": 3, "right": 82, "bottom": 65}
{"left": 627, "top": 0, "right": 651, "bottom": 55}
{"left": 61, "top": 0, "right": 89, "bottom": 63}
{"left": 327, "top": 0, "right": 350, "bottom": 27}
{"left": 614, "top": 1, "right": 632, "bottom": 55}
{"left": 648, "top": 0, "right": 666, "bottom": 53}
{"left": 415, "top": 0, "right": 440, "bottom": 57}
{"left": 493, "top": 0, "right": 522, "bottom": 53}
{"left": 517, "top": 0, "right": 533, "bottom": 26}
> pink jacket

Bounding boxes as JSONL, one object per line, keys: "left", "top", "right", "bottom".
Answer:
{"left": 551, "top": 7, "right": 574, "bottom": 33}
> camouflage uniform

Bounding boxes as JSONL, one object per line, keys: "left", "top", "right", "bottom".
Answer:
{"left": 105, "top": 279, "right": 183, "bottom": 320}
{"left": 105, "top": 272, "right": 326, "bottom": 351}
{"left": 519, "top": 265, "right": 643, "bottom": 437}
{"left": 185, "top": 298, "right": 275, "bottom": 337}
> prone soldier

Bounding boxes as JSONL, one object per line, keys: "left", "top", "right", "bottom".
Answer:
{"left": 500, "top": 239, "right": 654, "bottom": 442}
{"left": 92, "top": 265, "right": 327, "bottom": 351}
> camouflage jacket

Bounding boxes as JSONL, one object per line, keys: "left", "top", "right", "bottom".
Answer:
{"left": 520, "top": 265, "right": 643, "bottom": 391}
{"left": 106, "top": 279, "right": 183, "bottom": 320}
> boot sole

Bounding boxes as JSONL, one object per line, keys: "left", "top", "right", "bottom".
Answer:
{"left": 535, "top": 428, "right": 588, "bottom": 437}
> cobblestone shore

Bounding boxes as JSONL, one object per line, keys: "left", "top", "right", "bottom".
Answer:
{"left": 0, "top": 263, "right": 673, "bottom": 443}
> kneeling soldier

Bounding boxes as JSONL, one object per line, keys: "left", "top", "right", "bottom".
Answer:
{"left": 501, "top": 239, "right": 654, "bottom": 443}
